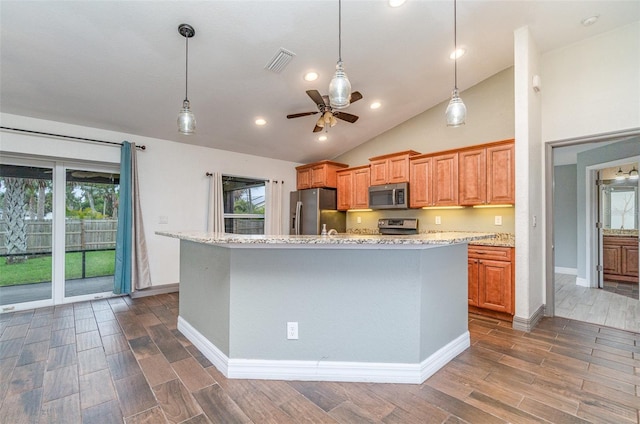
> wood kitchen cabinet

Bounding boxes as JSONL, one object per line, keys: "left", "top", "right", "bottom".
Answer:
{"left": 468, "top": 245, "right": 514, "bottom": 320}
{"left": 336, "top": 165, "right": 370, "bottom": 210}
{"left": 459, "top": 140, "right": 514, "bottom": 206}
{"left": 409, "top": 156, "right": 432, "bottom": 208}
{"left": 369, "top": 150, "right": 420, "bottom": 186}
{"left": 296, "top": 160, "right": 349, "bottom": 190}
{"left": 603, "top": 236, "right": 639, "bottom": 283}
{"left": 409, "top": 152, "right": 458, "bottom": 207}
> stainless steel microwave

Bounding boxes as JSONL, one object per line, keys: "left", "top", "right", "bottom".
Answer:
{"left": 368, "top": 182, "right": 409, "bottom": 209}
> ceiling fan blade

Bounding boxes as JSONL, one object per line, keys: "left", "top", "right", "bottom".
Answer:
{"left": 313, "top": 125, "right": 323, "bottom": 133}
{"left": 287, "top": 111, "right": 319, "bottom": 119}
{"left": 335, "top": 112, "right": 359, "bottom": 123}
{"left": 350, "top": 91, "right": 363, "bottom": 103}
{"left": 306, "top": 90, "right": 326, "bottom": 107}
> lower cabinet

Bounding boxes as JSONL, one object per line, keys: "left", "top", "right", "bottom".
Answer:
{"left": 603, "top": 235, "right": 639, "bottom": 283}
{"left": 468, "top": 245, "right": 514, "bottom": 320}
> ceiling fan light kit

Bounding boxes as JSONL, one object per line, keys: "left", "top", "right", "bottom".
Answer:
{"left": 328, "top": 0, "right": 352, "bottom": 109}
{"left": 177, "top": 23, "right": 196, "bottom": 135}
{"left": 445, "top": 0, "right": 467, "bottom": 127}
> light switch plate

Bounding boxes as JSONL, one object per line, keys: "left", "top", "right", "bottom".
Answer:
{"left": 494, "top": 216, "right": 502, "bottom": 226}
{"left": 435, "top": 216, "right": 442, "bottom": 225}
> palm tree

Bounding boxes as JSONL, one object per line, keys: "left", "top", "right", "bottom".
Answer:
{"left": 3, "top": 177, "right": 28, "bottom": 264}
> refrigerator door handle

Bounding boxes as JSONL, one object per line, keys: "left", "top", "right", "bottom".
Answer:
{"left": 295, "top": 201, "right": 303, "bottom": 235}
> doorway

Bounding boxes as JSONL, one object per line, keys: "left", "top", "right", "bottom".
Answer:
{"left": 546, "top": 131, "right": 640, "bottom": 333}
{"left": 0, "top": 157, "right": 120, "bottom": 312}
{"left": 597, "top": 163, "right": 639, "bottom": 299}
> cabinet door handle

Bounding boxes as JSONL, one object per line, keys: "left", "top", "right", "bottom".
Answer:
{"left": 479, "top": 260, "right": 483, "bottom": 264}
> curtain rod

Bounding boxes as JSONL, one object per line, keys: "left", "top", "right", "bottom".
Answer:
{"left": 205, "top": 172, "right": 283, "bottom": 183}
{"left": 0, "top": 126, "right": 146, "bottom": 150}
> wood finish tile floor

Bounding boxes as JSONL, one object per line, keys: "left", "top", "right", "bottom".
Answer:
{"left": 603, "top": 280, "right": 640, "bottom": 300}
{"left": 1, "top": 293, "right": 639, "bottom": 423}
{"left": 555, "top": 273, "right": 640, "bottom": 333}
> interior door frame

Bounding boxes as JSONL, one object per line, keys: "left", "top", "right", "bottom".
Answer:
{"left": 544, "top": 127, "right": 640, "bottom": 317}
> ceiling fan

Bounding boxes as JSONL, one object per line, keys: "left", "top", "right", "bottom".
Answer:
{"left": 287, "top": 90, "right": 363, "bottom": 133}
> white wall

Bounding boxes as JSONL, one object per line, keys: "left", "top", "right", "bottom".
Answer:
{"left": 542, "top": 21, "right": 640, "bottom": 142}
{"left": 0, "top": 113, "right": 299, "bottom": 288}
{"left": 514, "top": 26, "right": 544, "bottom": 324}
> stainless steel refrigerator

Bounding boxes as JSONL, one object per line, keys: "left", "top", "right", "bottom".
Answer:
{"left": 289, "top": 188, "right": 346, "bottom": 235}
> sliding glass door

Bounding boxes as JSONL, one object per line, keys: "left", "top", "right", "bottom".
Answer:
{"left": 0, "top": 157, "right": 119, "bottom": 311}
{"left": 63, "top": 167, "right": 119, "bottom": 299}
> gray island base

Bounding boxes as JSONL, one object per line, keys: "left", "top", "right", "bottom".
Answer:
{"left": 157, "top": 231, "right": 494, "bottom": 384}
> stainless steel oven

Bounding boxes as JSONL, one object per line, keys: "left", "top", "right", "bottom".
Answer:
{"left": 368, "top": 182, "right": 409, "bottom": 209}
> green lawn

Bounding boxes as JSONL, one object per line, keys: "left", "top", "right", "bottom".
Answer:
{"left": 0, "top": 250, "right": 115, "bottom": 287}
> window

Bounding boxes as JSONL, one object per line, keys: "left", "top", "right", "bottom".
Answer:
{"left": 222, "top": 176, "right": 265, "bottom": 234}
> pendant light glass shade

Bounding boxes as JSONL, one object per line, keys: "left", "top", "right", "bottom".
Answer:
{"left": 629, "top": 166, "right": 639, "bottom": 180}
{"left": 177, "top": 24, "right": 196, "bottom": 135}
{"left": 178, "top": 99, "right": 196, "bottom": 135}
{"left": 446, "top": 0, "right": 466, "bottom": 126}
{"left": 329, "top": 61, "right": 352, "bottom": 109}
{"left": 446, "top": 89, "right": 466, "bottom": 127}
{"left": 615, "top": 167, "right": 625, "bottom": 180}
{"left": 329, "top": 0, "right": 351, "bottom": 109}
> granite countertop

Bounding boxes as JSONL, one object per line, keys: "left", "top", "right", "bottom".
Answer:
{"left": 603, "top": 229, "right": 639, "bottom": 237}
{"left": 347, "top": 229, "right": 515, "bottom": 248}
{"left": 468, "top": 233, "right": 515, "bottom": 248}
{"left": 156, "top": 230, "right": 495, "bottom": 247}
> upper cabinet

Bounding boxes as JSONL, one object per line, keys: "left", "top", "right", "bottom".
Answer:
{"left": 459, "top": 140, "right": 514, "bottom": 206}
{"left": 296, "top": 160, "right": 349, "bottom": 190}
{"left": 409, "top": 152, "right": 458, "bottom": 207}
{"left": 337, "top": 165, "right": 371, "bottom": 211}
{"left": 369, "top": 151, "right": 420, "bottom": 186}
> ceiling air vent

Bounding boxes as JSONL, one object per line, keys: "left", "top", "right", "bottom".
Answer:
{"left": 264, "top": 48, "right": 296, "bottom": 73}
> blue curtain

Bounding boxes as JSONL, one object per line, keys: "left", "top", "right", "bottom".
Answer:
{"left": 114, "top": 141, "right": 132, "bottom": 294}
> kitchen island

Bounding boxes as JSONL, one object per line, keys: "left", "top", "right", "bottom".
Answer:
{"left": 157, "top": 231, "right": 493, "bottom": 384}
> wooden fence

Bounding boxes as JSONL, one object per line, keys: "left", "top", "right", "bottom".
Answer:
{"left": 0, "top": 219, "right": 117, "bottom": 255}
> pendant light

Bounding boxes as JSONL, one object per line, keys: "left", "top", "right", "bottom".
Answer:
{"left": 615, "top": 167, "right": 626, "bottom": 181}
{"left": 445, "top": 0, "right": 467, "bottom": 127}
{"left": 629, "top": 166, "right": 639, "bottom": 180}
{"left": 177, "top": 24, "right": 196, "bottom": 135}
{"left": 328, "top": 0, "right": 352, "bottom": 109}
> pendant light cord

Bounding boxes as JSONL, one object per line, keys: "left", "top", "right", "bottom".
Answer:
{"left": 184, "top": 35, "right": 189, "bottom": 102}
{"left": 338, "top": 0, "right": 342, "bottom": 62}
{"left": 453, "top": 0, "right": 458, "bottom": 90}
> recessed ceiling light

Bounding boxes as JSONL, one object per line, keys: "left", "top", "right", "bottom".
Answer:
{"left": 303, "top": 72, "right": 319, "bottom": 82}
{"left": 581, "top": 15, "right": 599, "bottom": 26}
{"left": 318, "top": 135, "right": 328, "bottom": 142}
{"left": 370, "top": 101, "right": 382, "bottom": 110}
{"left": 388, "top": 0, "right": 406, "bottom": 7}
{"left": 255, "top": 118, "right": 267, "bottom": 126}
{"left": 449, "top": 48, "right": 466, "bottom": 60}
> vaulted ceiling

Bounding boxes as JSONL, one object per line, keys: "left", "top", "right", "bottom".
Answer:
{"left": 1, "top": 1, "right": 638, "bottom": 163}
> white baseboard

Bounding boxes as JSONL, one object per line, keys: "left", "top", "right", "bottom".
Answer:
{"left": 178, "top": 316, "right": 469, "bottom": 384}
{"left": 130, "top": 283, "right": 179, "bottom": 298}
{"left": 575, "top": 277, "right": 589, "bottom": 287}
{"left": 554, "top": 267, "right": 577, "bottom": 275}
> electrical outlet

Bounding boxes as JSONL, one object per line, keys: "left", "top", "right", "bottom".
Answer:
{"left": 494, "top": 216, "right": 502, "bottom": 226}
{"left": 357, "top": 216, "right": 362, "bottom": 224}
{"left": 159, "top": 216, "right": 168, "bottom": 224}
{"left": 287, "top": 322, "right": 298, "bottom": 340}
{"left": 435, "top": 216, "right": 441, "bottom": 225}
